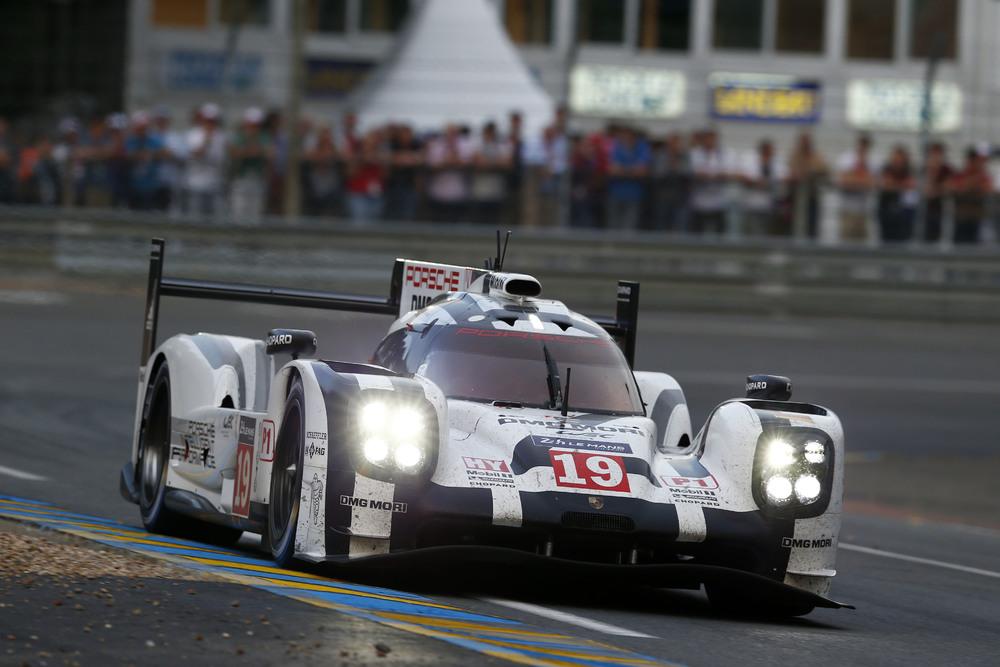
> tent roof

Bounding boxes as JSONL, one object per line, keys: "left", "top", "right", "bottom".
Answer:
{"left": 351, "top": 0, "right": 554, "bottom": 136}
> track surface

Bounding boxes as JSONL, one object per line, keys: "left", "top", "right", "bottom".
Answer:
{"left": 1, "top": 285, "right": 1000, "bottom": 666}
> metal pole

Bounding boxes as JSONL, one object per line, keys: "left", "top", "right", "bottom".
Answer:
{"left": 557, "top": 6, "right": 579, "bottom": 229}
{"left": 283, "top": 0, "right": 307, "bottom": 219}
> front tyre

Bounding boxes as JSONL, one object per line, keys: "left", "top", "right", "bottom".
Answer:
{"left": 267, "top": 375, "right": 306, "bottom": 566}
{"left": 138, "top": 363, "right": 184, "bottom": 533}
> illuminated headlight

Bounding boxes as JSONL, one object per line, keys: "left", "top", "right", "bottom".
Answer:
{"left": 765, "top": 476, "right": 793, "bottom": 504}
{"left": 357, "top": 397, "right": 432, "bottom": 474}
{"left": 794, "top": 474, "right": 821, "bottom": 502}
{"left": 754, "top": 431, "right": 833, "bottom": 518}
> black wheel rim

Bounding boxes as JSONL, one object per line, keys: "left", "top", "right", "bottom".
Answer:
{"left": 270, "top": 402, "right": 303, "bottom": 546}
{"left": 140, "top": 388, "right": 169, "bottom": 512}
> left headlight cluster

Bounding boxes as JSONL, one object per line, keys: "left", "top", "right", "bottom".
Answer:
{"left": 753, "top": 430, "right": 834, "bottom": 518}
{"left": 356, "top": 397, "right": 435, "bottom": 476}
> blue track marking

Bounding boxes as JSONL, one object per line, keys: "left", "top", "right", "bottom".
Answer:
{"left": 0, "top": 495, "right": 677, "bottom": 667}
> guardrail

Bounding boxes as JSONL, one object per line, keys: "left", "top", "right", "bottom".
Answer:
{"left": 3, "top": 206, "right": 1000, "bottom": 323}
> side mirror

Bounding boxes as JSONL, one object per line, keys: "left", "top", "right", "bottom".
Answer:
{"left": 266, "top": 329, "right": 317, "bottom": 359}
{"left": 746, "top": 374, "right": 792, "bottom": 401}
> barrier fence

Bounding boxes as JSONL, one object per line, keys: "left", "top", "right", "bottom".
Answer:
{"left": 2, "top": 206, "right": 1000, "bottom": 323}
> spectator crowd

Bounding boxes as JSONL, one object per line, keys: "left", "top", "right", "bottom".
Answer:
{"left": 2, "top": 102, "right": 998, "bottom": 245}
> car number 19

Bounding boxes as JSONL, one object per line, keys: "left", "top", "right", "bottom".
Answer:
{"left": 549, "top": 450, "right": 631, "bottom": 493}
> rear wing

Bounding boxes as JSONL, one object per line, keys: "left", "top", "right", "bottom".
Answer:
{"left": 141, "top": 238, "right": 640, "bottom": 368}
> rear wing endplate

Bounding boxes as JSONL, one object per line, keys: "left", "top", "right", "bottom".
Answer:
{"left": 140, "top": 238, "right": 640, "bottom": 368}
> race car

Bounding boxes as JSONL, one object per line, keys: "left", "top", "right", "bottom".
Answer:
{"left": 120, "top": 237, "right": 848, "bottom": 616}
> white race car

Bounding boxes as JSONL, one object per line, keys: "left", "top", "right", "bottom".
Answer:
{"left": 121, "top": 237, "right": 849, "bottom": 616}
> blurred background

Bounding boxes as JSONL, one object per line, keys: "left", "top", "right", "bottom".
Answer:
{"left": 0, "top": 0, "right": 998, "bottom": 243}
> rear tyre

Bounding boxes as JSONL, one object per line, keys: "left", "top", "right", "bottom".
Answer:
{"left": 267, "top": 375, "right": 306, "bottom": 567}
{"left": 137, "top": 362, "right": 242, "bottom": 546}
{"left": 705, "top": 584, "right": 815, "bottom": 618}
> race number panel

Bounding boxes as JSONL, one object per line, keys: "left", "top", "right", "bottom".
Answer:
{"left": 549, "top": 450, "right": 631, "bottom": 493}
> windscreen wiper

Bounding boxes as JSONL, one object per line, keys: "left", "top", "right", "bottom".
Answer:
{"left": 542, "top": 344, "right": 562, "bottom": 410}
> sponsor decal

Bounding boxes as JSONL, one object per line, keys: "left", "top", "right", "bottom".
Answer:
{"left": 458, "top": 328, "right": 608, "bottom": 345}
{"left": 530, "top": 435, "right": 632, "bottom": 454}
{"left": 746, "top": 381, "right": 768, "bottom": 392}
{"left": 662, "top": 474, "right": 719, "bottom": 490}
{"left": 405, "top": 264, "right": 462, "bottom": 292}
{"left": 463, "top": 456, "right": 516, "bottom": 489}
{"left": 238, "top": 416, "right": 256, "bottom": 445}
{"left": 339, "top": 495, "right": 407, "bottom": 513}
{"left": 169, "top": 442, "right": 216, "bottom": 469}
{"left": 309, "top": 473, "right": 324, "bottom": 525}
{"left": 306, "top": 441, "right": 327, "bottom": 459}
{"left": 306, "top": 431, "right": 327, "bottom": 440}
{"left": 781, "top": 537, "right": 833, "bottom": 549}
{"left": 259, "top": 419, "right": 275, "bottom": 462}
{"left": 267, "top": 333, "right": 293, "bottom": 346}
{"left": 232, "top": 442, "right": 254, "bottom": 518}
{"left": 222, "top": 414, "right": 235, "bottom": 431}
{"left": 549, "top": 450, "right": 631, "bottom": 493}
{"left": 499, "top": 415, "right": 644, "bottom": 437}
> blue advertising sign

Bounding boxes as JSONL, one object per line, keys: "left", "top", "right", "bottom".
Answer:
{"left": 710, "top": 73, "right": 821, "bottom": 124}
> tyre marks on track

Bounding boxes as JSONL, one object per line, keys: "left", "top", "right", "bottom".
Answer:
{"left": 0, "top": 495, "right": 678, "bottom": 667}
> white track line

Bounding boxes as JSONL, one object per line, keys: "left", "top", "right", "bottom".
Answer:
{"left": 0, "top": 465, "right": 47, "bottom": 481}
{"left": 480, "top": 597, "right": 656, "bottom": 638}
{"left": 840, "top": 543, "right": 1000, "bottom": 580}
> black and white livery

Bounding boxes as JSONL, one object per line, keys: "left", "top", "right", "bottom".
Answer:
{"left": 121, "top": 238, "right": 849, "bottom": 616}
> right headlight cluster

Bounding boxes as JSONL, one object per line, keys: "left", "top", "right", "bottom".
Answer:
{"left": 753, "top": 430, "right": 834, "bottom": 518}
{"left": 354, "top": 393, "right": 437, "bottom": 479}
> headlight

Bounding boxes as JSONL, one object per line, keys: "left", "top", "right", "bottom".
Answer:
{"left": 753, "top": 430, "right": 834, "bottom": 518}
{"left": 356, "top": 395, "right": 434, "bottom": 476}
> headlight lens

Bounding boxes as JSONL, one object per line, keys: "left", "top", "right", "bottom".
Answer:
{"left": 754, "top": 430, "right": 833, "bottom": 518}
{"left": 357, "top": 396, "right": 432, "bottom": 474}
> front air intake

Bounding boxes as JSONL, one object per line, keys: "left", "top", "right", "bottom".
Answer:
{"left": 505, "top": 279, "right": 542, "bottom": 297}
{"left": 561, "top": 512, "right": 635, "bottom": 532}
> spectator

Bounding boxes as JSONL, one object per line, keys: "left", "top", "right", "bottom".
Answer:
{"left": 738, "top": 139, "right": 787, "bottom": 236}
{"left": 689, "top": 129, "right": 730, "bottom": 234}
{"left": 836, "top": 134, "right": 877, "bottom": 241}
{"left": 386, "top": 124, "right": 424, "bottom": 220}
{"left": 344, "top": 129, "right": 387, "bottom": 225}
{"left": 338, "top": 110, "right": 361, "bottom": 157}
{"left": 606, "top": 125, "right": 650, "bottom": 231}
{"left": 152, "top": 106, "right": 187, "bottom": 215}
{"left": 0, "top": 118, "right": 15, "bottom": 204}
{"left": 229, "top": 107, "right": 273, "bottom": 223}
{"left": 787, "top": 131, "right": 828, "bottom": 238}
{"left": 426, "top": 124, "right": 472, "bottom": 223}
{"left": 264, "top": 109, "right": 286, "bottom": 215}
{"left": 52, "top": 118, "right": 87, "bottom": 207}
{"left": 948, "top": 146, "right": 994, "bottom": 244}
{"left": 182, "top": 103, "right": 227, "bottom": 217}
{"left": 17, "top": 135, "right": 60, "bottom": 205}
{"left": 126, "top": 111, "right": 169, "bottom": 210}
{"left": 920, "top": 142, "right": 953, "bottom": 243}
{"left": 569, "top": 133, "right": 604, "bottom": 228}
{"left": 649, "top": 132, "right": 690, "bottom": 232}
{"left": 470, "top": 121, "right": 512, "bottom": 225}
{"left": 877, "top": 145, "right": 917, "bottom": 242}
{"left": 302, "top": 124, "right": 341, "bottom": 217}
{"left": 536, "top": 122, "right": 569, "bottom": 227}
{"left": 104, "top": 113, "right": 132, "bottom": 209}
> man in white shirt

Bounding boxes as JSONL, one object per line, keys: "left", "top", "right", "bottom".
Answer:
{"left": 689, "top": 129, "right": 731, "bottom": 235}
{"left": 182, "top": 103, "right": 227, "bottom": 217}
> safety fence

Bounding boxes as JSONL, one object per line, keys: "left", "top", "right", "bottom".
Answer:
{"left": 2, "top": 206, "right": 1000, "bottom": 323}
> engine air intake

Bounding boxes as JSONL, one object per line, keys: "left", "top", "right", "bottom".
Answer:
{"left": 561, "top": 511, "right": 635, "bottom": 532}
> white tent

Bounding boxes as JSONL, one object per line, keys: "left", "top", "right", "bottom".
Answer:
{"left": 351, "top": 0, "right": 554, "bottom": 136}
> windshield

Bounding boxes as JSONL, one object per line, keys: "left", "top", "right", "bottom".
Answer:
{"left": 374, "top": 325, "right": 643, "bottom": 415}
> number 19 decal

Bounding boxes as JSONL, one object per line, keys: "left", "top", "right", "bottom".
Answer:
{"left": 549, "top": 450, "right": 631, "bottom": 493}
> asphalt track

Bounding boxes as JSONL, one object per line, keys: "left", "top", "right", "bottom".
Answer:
{"left": 1, "top": 283, "right": 1000, "bottom": 666}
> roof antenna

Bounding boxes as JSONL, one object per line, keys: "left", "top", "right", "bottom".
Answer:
{"left": 498, "top": 230, "right": 512, "bottom": 272}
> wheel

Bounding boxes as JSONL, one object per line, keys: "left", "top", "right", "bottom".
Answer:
{"left": 705, "top": 584, "right": 815, "bottom": 618}
{"left": 137, "top": 362, "right": 242, "bottom": 546}
{"left": 267, "top": 374, "right": 306, "bottom": 566}
{"left": 137, "top": 363, "right": 184, "bottom": 534}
